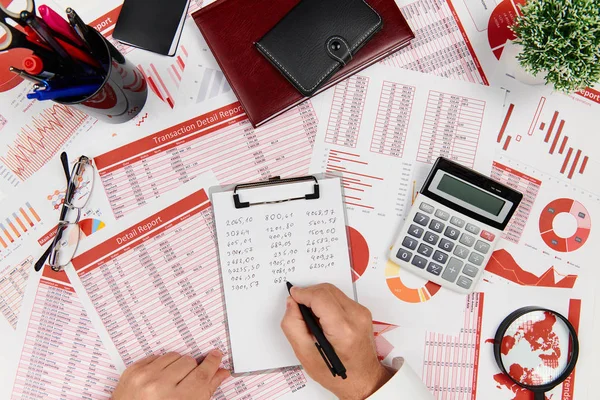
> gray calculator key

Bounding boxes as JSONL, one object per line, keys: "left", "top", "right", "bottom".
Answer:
{"left": 462, "top": 264, "right": 479, "bottom": 278}
{"left": 442, "top": 257, "right": 463, "bottom": 283}
{"left": 457, "top": 276, "right": 473, "bottom": 290}
{"left": 439, "top": 238, "right": 454, "bottom": 252}
{"left": 465, "top": 223, "right": 480, "bottom": 234}
{"left": 444, "top": 226, "right": 460, "bottom": 240}
{"left": 429, "top": 220, "right": 445, "bottom": 233}
{"left": 434, "top": 209, "right": 450, "bottom": 221}
{"left": 423, "top": 231, "right": 439, "bottom": 245}
{"left": 427, "top": 262, "right": 443, "bottom": 276}
{"left": 453, "top": 245, "right": 469, "bottom": 259}
{"left": 402, "top": 236, "right": 418, "bottom": 250}
{"left": 468, "top": 252, "right": 485, "bottom": 266}
{"left": 418, "top": 243, "right": 434, "bottom": 257}
{"left": 450, "top": 216, "right": 465, "bottom": 228}
{"left": 474, "top": 240, "right": 491, "bottom": 254}
{"left": 433, "top": 250, "right": 448, "bottom": 264}
{"left": 413, "top": 212, "right": 430, "bottom": 226}
{"left": 396, "top": 248, "right": 412, "bottom": 262}
{"left": 412, "top": 255, "right": 428, "bottom": 269}
{"left": 408, "top": 224, "right": 424, "bottom": 238}
{"left": 459, "top": 233, "right": 476, "bottom": 247}
{"left": 419, "top": 203, "right": 435, "bottom": 214}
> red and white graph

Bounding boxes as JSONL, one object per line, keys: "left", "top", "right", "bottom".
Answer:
{"left": 138, "top": 46, "right": 189, "bottom": 110}
{"left": 498, "top": 102, "right": 590, "bottom": 180}
{"left": 324, "top": 149, "right": 411, "bottom": 217}
{"left": 485, "top": 249, "right": 577, "bottom": 288}
{"left": 0, "top": 105, "right": 89, "bottom": 182}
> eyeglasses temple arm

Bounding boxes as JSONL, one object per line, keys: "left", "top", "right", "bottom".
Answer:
{"left": 60, "top": 152, "right": 71, "bottom": 182}
{"left": 34, "top": 245, "right": 52, "bottom": 272}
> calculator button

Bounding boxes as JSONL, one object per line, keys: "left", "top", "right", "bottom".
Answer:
{"left": 419, "top": 203, "right": 435, "bottom": 214}
{"left": 402, "top": 237, "right": 418, "bottom": 250}
{"left": 427, "top": 262, "right": 443, "bottom": 276}
{"left": 468, "top": 252, "right": 485, "bottom": 266}
{"left": 457, "top": 276, "right": 473, "bottom": 290}
{"left": 413, "top": 212, "right": 430, "bottom": 226}
{"left": 429, "top": 220, "right": 445, "bottom": 233}
{"left": 465, "top": 223, "right": 480, "bottom": 235}
{"left": 434, "top": 210, "right": 450, "bottom": 221}
{"left": 442, "top": 258, "right": 463, "bottom": 283}
{"left": 423, "top": 231, "right": 439, "bottom": 245}
{"left": 480, "top": 230, "right": 495, "bottom": 241}
{"left": 459, "top": 233, "right": 475, "bottom": 247}
{"left": 444, "top": 227, "right": 460, "bottom": 240}
{"left": 408, "top": 224, "right": 424, "bottom": 238}
{"left": 412, "top": 255, "right": 428, "bottom": 269}
{"left": 462, "top": 264, "right": 479, "bottom": 278}
{"left": 396, "top": 248, "right": 412, "bottom": 262}
{"left": 474, "top": 240, "right": 491, "bottom": 254}
{"left": 453, "top": 245, "right": 469, "bottom": 259}
{"left": 433, "top": 250, "right": 448, "bottom": 264}
{"left": 438, "top": 238, "right": 454, "bottom": 252}
{"left": 450, "top": 216, "right": 465, "bottom": 228}
{"left": 418, "top": 243, "right": 434, "bottom": 257}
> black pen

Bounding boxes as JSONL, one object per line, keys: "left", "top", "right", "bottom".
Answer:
{"left": 286, "top": 281, "right": 347, "bottom": 379}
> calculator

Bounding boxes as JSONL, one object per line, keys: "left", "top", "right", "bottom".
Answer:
{"left": 390, "top": 158, "right": 523, "bottom": 294}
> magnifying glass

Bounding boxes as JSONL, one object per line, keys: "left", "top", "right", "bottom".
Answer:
{"left": 493, "top": 307, "right": 579, "bottom": 400}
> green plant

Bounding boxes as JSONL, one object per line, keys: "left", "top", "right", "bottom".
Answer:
{"left": 511, "top": 0, "right": 600, "bottom": 92}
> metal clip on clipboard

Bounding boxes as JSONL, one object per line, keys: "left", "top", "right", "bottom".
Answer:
{"left": 233, "top": 176, "right": 320, "bottom": 209}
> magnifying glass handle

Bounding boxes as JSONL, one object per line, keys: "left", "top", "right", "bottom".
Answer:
{"left": 534, "top": 392, "right": 546, "bottom": 400}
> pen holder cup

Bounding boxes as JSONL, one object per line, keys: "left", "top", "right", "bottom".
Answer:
{"left": 54, "top": 29, "right": 148, "bottom": 124}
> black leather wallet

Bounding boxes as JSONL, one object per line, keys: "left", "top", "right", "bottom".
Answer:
{"left": 255, "top": 0, "right": 383, "bottom": 97}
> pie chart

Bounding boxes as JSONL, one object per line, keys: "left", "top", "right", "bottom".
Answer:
{"left": 539, "top": 199, "right": 591, "bottom": 252}
{"left": 348, "top": 227, "right": 369, "bottom": 282}
{"left": 385, "top": 260, "right": 440, "bottom": 303}
{"left": 79, "top": 218, "right": 107, "bottom": 238}
{"left": 487, "top": 0, "right": 526, "bottom": 60}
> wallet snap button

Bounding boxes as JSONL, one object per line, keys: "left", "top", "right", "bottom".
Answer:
{"left": 330, "top": 41, "right": 342, "bottom": 51}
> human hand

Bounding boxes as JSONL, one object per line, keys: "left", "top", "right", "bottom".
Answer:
{"left": 281, "top": 284, "right": 392, "bottom": 400}
{"left": 112, "top": 351, "right": 230, "bottom": 400}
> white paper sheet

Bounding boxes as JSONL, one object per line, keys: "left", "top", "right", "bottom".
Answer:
{"left": 309, "top": 64, "right": 506, "bottom": 332}
{"left": 211, "top": 177, "right": 355, "bottom": 373}
{"left": 65, "top": 174, "right": 328, "bottom": 399}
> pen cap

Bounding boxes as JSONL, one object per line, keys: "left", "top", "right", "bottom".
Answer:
{"left": 53, "top": 27, "right": 147, "bottom": 123}
{"left": 22, "top": 55, "right": 44, "bottom": 75}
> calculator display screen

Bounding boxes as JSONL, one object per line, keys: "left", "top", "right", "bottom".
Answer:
{"left": 437, "top": 175, "right": 505, "bottom": 216}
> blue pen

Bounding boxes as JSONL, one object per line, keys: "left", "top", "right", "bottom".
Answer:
{"left": 27, "top": 84, "right": 100, "bottom": 101}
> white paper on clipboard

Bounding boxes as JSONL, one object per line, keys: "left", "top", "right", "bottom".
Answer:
{"left": 211, "top": 176, "right": 355, "bottom": 373}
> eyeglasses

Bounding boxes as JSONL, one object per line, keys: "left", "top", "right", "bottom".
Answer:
{"left": 35, "top": 154, "right": 95, "bottom": 272}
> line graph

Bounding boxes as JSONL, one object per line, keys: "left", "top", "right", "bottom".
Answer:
{"left": 485, "top": 249, "right": 577, "bottom": 288}
{"left": 0, "top": 105, "right": 88, "bottom": 182}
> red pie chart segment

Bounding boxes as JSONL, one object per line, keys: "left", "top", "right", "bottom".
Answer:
{"left": 539, "top": 199, "right": 591, "bottom": 252}
{"left": 348, "top": 226, "right": 369, "bottom": 282}
{"left": 487, "top": 0, "right": 526, "bottom": 60}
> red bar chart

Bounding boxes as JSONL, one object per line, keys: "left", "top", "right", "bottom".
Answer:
{"left": 326, "top": 150, "right": 382, "bottom": 210}
{"left": 498, "top": 103, "right": 590, "bottom": 180}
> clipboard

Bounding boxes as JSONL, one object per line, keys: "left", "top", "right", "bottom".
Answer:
{"left": 210, "top": 175, "right": 355, "bottom": 373}
{"left": 232, "top": 175, "right": 320, "bottom": 208}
